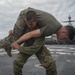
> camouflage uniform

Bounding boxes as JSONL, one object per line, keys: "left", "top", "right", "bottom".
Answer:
{"left": 13, "top": 26, "right": 57, "bottom": 75}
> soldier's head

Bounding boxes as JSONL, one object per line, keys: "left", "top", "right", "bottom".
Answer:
{"left": 25, "top": 11, "right": 38, "bottom": 29}
{"left": 57, "top": 25, "right": 75, "bottom": 40}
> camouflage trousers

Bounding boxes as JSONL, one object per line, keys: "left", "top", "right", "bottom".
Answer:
{"left": 0, "top": 20, "right": 26, "bottom": 57}
{"left": 13, "top": 46, "right": 57, "bottom": 75}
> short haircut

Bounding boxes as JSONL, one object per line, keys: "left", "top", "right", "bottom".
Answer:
{"left": 65, "top": 25, "right": 75, "bottom": 40}
{"left": 26, "top": 11, "right": 37, "bottom": 21}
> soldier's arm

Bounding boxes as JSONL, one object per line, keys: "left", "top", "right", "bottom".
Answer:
{"left": 15, "top": 25, "right": 49, "bottom": 44}
{"left": 11, "top": 37, "right": 45, "bottom": 55}
{"left": 16, "top": 29, "right": 41, "bottom": 44}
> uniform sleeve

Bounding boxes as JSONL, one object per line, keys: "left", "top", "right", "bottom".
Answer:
{"left": 40, "top": 24, "right": 62, "bottom": 37}
{"left": 18, "top": 37, "right": 45, "bottom": 55}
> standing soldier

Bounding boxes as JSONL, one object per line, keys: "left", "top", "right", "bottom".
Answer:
{"left": 11, "top": 10, "right": 57, "bottom": 75}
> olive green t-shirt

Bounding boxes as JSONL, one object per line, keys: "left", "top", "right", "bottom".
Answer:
{"left": 20, "top": 7, "right": 62, "bottom": 37}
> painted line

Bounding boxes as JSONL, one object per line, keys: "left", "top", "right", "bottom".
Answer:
{"left": 34, "top": 64, "right": 43, "bottom": 68}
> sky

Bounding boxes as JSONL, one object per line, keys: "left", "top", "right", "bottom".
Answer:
{"left": 0, "top": 0, "right": 75, "bottom": 39}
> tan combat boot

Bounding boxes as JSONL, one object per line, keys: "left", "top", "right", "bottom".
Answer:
{"left": 0, "top": 37, "right": 12, "bottom": 57}
{"left": 4, "top": 46, "right": 12, "bottom": 57}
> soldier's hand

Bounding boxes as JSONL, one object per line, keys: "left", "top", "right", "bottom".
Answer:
{"left": 11, "top": 41, "right": 20, "bottom": 49}
{"left": 9, "top": 30, "right": 14, "bottom": 35}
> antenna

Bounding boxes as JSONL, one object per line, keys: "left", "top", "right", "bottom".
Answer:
{"left": 62, "top": 15, "right": 75, "bottom": 25}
